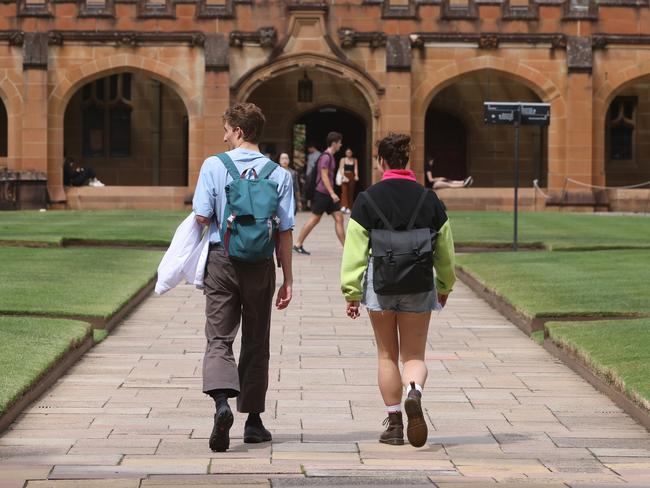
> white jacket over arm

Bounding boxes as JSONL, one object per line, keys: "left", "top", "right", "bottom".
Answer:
{"left": 155, "top": 212, "right": 210, "bottom": 295}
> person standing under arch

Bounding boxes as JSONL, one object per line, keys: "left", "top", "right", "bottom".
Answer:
{"left": 339, "top": 148, "right": 359, "bottom": 213}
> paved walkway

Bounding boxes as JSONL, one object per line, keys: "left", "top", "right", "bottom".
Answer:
{"left": 2, "top": 215, "right": 650, "bottom": 487}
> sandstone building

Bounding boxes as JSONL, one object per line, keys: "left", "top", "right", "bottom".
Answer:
{"left": 1, "top": 0, "right": 650, "bottom": 211}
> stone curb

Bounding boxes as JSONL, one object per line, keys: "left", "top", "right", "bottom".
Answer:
{"left": 457, "top": 265, "right": 650, "bottom": 433}
{"left": 0, "top": 331, "right": 94, "bottom": 435}
{"left": 0, "top": 277, "right": 156, "bottom": 434}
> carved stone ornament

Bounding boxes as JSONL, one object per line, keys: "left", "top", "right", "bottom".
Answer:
{"left": 259, "top": 27, "right": 277, "bottom": 49}
{"left": 478, "top": 35, "right": 499, "bottom": 50}
{"left": 592, "top": 36, "right": 608, "bottom": 49}
{"left": 551, "top": 35, "right": 568, "bottom": 49}
{"left": 339, "top": 28, "right": 356, "bottom": 49}
{"left": 409, "top": 34, "right": 424, "bottom": 49}
{"left": 48, "top": 32, "right": 64, "bottom": 46}
{"left": 9, "top": 32, "right": 24, "bottom": 47}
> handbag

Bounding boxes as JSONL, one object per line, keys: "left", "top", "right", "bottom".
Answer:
{"left": 364, "top": 190, "right": 436, "bottom": 295}
{"left": 335, "top": 169, "right": 349, "bottom": 186}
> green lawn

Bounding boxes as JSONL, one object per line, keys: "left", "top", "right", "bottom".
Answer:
{"left": 0, "top": 210, "right": 186, "bottom": 246}
{"left": 0, "top": 247, "right": 162, "bottom": 317}
{"left": 457, "top": 249, "right": 650, "bottom": 318}
{"left": 0, "top": 317, "right": 90, "bottom": 414}
{"left": 547, "top": 319, "right": 650, "bottom": 411}
{"left": 449, "top": 211, "right": 650, "bottom": 250}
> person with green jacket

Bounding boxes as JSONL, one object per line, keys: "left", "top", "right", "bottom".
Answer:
{"left": 340, "top": 133, "right": 456, "bottom": 448}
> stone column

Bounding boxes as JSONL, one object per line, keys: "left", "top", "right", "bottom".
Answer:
{"left": 378, "top": 35, "right": 412, "bottom": 184}
{"left": 21, "top": 34, "right": 48, "bottom": 175}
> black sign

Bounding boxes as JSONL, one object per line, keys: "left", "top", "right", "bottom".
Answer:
{"left": 484, "top": 102, "right": 551, "bottom": 126}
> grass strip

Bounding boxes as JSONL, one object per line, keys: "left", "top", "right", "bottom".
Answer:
{"left": 0, "top": 317, "right": 90, "bottom": 414}
{"left": 456, "top": 249, "right": 650, "bottom": 318}
{"left": 546, "top": 319, "right": 650, "bottom": 411}
{"left": 449, "top": 211, "right": 650, "bottom": 250}
{"left": 0, "top": 247, "right": 162, "bottom": 318}
{"left": 0, "top": 210, "right": 186, "bottom": 247}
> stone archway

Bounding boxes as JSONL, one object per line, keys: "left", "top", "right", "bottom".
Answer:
{"left": 594, "top": 65, "right": 650, "bottom": 189}
{"left": 48, "top": 54, "right": 202, "bottom": 193}
{"left": 0, "top": 75, "right": 23, "bottom": 170}
{"left": 412, "top": 57, "right": 565, "bottom": 190}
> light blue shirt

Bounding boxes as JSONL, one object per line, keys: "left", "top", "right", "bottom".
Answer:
{"left": 193, "top": 147, "right": 295, "bottom": 244}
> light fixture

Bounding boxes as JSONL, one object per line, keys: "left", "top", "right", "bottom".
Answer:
{"left": 298, "top": 71, "right": 313, "bottom": 103}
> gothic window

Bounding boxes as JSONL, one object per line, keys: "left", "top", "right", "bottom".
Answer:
{"left": 608, "top": 97, "right": 636, "bottom": 161}
{"left": 82, "top": 73, "right": 133, "bottom": 158}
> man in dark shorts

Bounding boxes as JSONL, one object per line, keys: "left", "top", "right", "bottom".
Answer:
{"left": 293, "top": 132, "right": 345, "bottom": 255}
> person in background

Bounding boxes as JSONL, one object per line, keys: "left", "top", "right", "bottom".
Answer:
{"left": 279, "top": 152, "right": 302, "bottom": 214}
{"left": 425, "top": 159, "right": 472, "bottom": 189}
{"left": 63, "top": 157, "right": 105, "bottom": 187}
{"left": 338, "top": 148, "right": 359, "bottom": 214}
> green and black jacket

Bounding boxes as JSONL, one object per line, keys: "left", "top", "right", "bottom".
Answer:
{"left": 340, "top": 175, "right": 456, "bottom": 301}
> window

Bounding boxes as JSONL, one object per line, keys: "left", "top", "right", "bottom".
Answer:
{"left": 608, "top": 96, "right": 636, "bottom": 161}
{"left": 82, "top": 73, "right": 133, "bottom": 158}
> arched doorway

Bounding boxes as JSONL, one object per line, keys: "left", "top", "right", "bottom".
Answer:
{"left": 604, "top": 77, "right": 650, "bottom": 187}
{"left": 423, "top": 70, "right": 548, "bottom": 188}
{"left": 245, "top": 66, "right": 374, "bottom": 199}
{"left": 63, "top": 71, "right": 189, "bottom": 186}
{"left": 293, "top": 106, "right": 367, "bottom": 189}
{"left": 424, "top": 108, "right": 467, "bottom": 184}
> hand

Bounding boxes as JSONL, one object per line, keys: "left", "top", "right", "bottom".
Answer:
{"left": 437, "top": 293, "right": 449, "bottom": 308}
{"left": 355, "top": 176, "right": 359, "bottom": 181}
{"left": 276, "top": 282, "right": 292, "bottom": 310}
{"left": 195, "top": 215, "right": 210, "bottom": 226}
{"left": 346, "top": 300, "right": 360, "bottom": 319}
{"left": 331, "top": 193, "right": 340, "bottom": 203}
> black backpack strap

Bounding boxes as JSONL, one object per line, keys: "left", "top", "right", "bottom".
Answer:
{"left": 363, "top": 192, "right": 394, "bottom": 232}
{"left": 407, "top": 189, "right": 430, "bottom": 230}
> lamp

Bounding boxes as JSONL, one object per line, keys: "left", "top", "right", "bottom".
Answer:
{"left": 298, "top": 71, "right": 313, "bottom": 103}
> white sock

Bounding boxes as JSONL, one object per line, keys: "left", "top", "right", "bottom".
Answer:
{"left": 415, "top": 383, "right": 423, "bottom": 394}
{"left": 386, "top": 403, "right": 401, "bottom": 414}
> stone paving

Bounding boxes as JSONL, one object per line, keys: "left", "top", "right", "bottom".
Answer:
{"left": 2, "top": 215, "right": 650, "bottom": 487}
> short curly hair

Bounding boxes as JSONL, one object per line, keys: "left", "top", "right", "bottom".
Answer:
{"left": 223, "top": 103, "right": 266, "bottom": 143}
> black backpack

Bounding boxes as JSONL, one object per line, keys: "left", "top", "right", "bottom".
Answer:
{"left": 304, "top": 152, "right": 332, "bottom": 201}
{"left": 364, "top": 190, "right": 435, "bottom": 296}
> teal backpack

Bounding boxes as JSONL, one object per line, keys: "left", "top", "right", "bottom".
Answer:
{"left": 216, "top": 152, "right": 281, "bottom": 263}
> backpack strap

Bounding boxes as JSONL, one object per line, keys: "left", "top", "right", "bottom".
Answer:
{"left": 215, "top": 152, "right": 240, "bottom": 181}
{"left": 363, "top": 192, "right": 394, "bottom": 232}
{"left": 407, "top": 190, "right": 430, "bottom": 230}
{"left": 258, "top": 160, "right": 278, "bottom": 180}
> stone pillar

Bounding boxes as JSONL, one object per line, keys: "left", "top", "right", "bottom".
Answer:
{"left": 378, "top": 35, "right": 412, "bottom": 184}
{"left": 192, "top": 34, "right": 230, "bottom": 190}
{"left": 21, "top": 34, "right": 48, "bottom": 175}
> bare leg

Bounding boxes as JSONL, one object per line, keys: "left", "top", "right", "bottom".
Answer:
{"left": 295, "top": 213, "right": 322, "bottom": 247}
{"left": 332, "top": 211, "right": 345, "bottom": 246}
{"left": 397, "top": 312, "right": 431, "bottom": 388}
{"left": 433, "top": 180, "right": 465, "bottom": 189}
{"left": 369, "top": 310, "right": 402, "bottom": 406}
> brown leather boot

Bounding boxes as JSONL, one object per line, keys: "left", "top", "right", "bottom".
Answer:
{"left": 404, "top": 381, "right": 428, "bottom": 447}
{"left": 379, "top": 411, "right": 404, "bottom": 445}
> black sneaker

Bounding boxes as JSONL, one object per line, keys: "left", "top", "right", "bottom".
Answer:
{"left": 209, "top": 403, "right": 234, "bottom": 452}
{"left": 293, "top": 245, "right": 311, "bottom": 255}
{"left": 244, "top": 420, "right": 272, "bottom": 443}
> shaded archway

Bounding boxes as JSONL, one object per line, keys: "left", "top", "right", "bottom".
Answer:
{"left": 245, "top": 66, "right": 373, "bottom": 195}
{"left": 423, "top": 70, "right": 548, "bottom": 188}
{"left": 63, "top": 71, "right": 189, "bottom": 186}
{"left": 597, "top": 75, "right": 650, "bottom": 187}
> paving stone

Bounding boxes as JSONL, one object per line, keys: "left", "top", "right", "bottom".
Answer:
{"left": 1, "top": 216, "right": 650, "bottom": 484}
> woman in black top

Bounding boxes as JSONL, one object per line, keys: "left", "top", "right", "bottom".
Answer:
{"left": 338, "top": 148, "right": 359, "bottom": 213}
{"left": 341, "top": 134, "right": 456, "bottom": 448}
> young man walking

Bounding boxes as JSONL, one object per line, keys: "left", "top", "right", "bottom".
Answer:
{"left": 193, "top": 102, "right": 295, "bottom": 452}
{"left": 293, "top": 132, "right": 345, "bottom": 255}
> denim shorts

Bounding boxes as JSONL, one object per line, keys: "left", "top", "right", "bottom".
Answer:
{"left": 362, "top": 259, "right": 441, "bottom": 313}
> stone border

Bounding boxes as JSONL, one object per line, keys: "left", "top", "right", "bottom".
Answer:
{"left": 457, "top": 265, "right": 650, "bottom": 432}
{"left": 0, "top": 331, "right": 94, "bottom": 434}
{"left": 0, "top": 277, "right": 156, "bottom": 433}
{"left": 543, "top": 339, "right": 650, "bottom": 431}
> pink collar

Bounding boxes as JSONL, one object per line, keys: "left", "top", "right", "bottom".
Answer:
{"left": 382, "top": 169, "right": 417, "bottom": 182}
